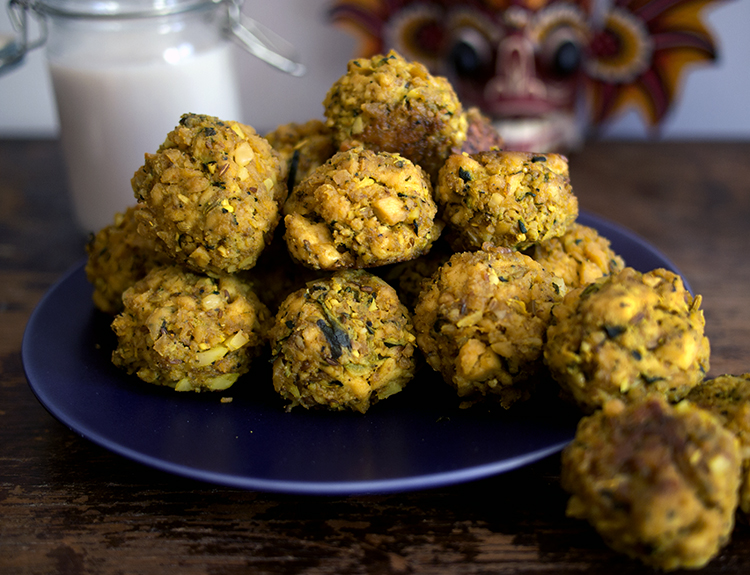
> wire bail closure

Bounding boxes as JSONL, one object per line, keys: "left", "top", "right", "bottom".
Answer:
{"left": 1, "top": 0, "right": 306, "bottom": 77}
{"left": 225, "top": 0, "right": 306, "bottom": 77}
{"left": 1, "top": 0, "right": 46, "bottom": 74}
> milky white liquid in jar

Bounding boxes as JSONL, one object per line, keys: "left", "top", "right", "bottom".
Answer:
{"left": 44, "top": 1, "right": 244, "bottom": 232}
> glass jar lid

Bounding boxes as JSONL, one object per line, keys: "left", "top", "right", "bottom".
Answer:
{"left": 2, "top": 0, "right": 305, "bottom": 76}
{"left": 32, "top": 0, "right": 222, "bottom": 19}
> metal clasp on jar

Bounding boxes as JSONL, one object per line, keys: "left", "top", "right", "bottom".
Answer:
{"left": 225, "top": 0, "right": 305, "bottom": 77}
{"left": 1, "top": 0, "right": 46, "bottom": 74}
{"left": 0, "top": 0, "right": 306, "bottom": 76}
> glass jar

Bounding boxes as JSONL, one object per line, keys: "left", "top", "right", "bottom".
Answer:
{"left": 3, "top": 0, "right": 304, "bottom": 231}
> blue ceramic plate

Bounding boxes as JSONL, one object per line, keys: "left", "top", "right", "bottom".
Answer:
{"left": 22, "top": 212, "right": 686, "bottom": 495}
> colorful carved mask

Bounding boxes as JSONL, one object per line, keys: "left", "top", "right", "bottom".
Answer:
{"left": 330, "top": 0, "right": 724, "bottom": 152}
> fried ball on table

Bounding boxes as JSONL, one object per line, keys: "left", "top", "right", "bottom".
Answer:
{"left": 527, "top": 222, "right": 625, "bottom": 289}
{"left": 435, "top": 150, "right": 578, "bottom": 252}
{"left": 111, "top": 265, "right": 271, "bottom": 392}
{"left": 545, "top": 267, "right": 710, "bottom": 413}
{"left": 413, "top": 245, "right": 565, "bottom": 409}
{"left": 85, "top": 205, "right": 169, "bottom": 314}
{"left": 283, "top": 147, "right": 441, "bottom": 270}
{"left": 268, "top": 270, "right": 417, "bottom": 413}
{"left": 264, "top": 119, "right": 337, "bottom": 192}
{"left": 132, "top": 113, "right": 286, "bottom": 275}
{"left": 323, "top": 50, "right": 468, "bottom": 181}
{"left": 688, "top": 373, "right": 750, "bottom": 516}
{"left": 562, "top": 396, "right": 741, "bottom": 571}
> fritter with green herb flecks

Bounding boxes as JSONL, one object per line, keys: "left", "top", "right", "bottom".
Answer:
{"left": 237, "top": 223, "right": 326, "bottom": 315}
{"left": 269, "top": 270, "right": 416, "bottom": 413}
{"left": 452, "top": 106, "right": 504, "bottom": 155}
{"left": 111, "top": 265, "right": 271, "bottom": 392}
{"left": 688, "top": 373, "right": 750, "bottom": 516}
{"left": 283, "top": 147, "right": 442, "bottom": 270}
{"left": 562, "top": 396, "right": 741, "bottom": 571}
{"left": 527, "top": 222, "right": 625, "bottom": 289}
{"left": 85, "top": 205, "right": 169, "bottom": 315}
{"left": 376, "top": 235, "right": 453, "bottom": 311}
{"left": 435, "top": 150, "right": 578, "bottom": 251}
{"left": 545, "top": 267, "right": 710, "bottom": 413}
{"left": 264, "top": 118, "right": 337, "bottom": 192}
{"left": 413, "top": 245, "right": 565, "bottom": 408}
{"left": 323, "top": 50, "right": 467, "bottom": 181}
{"left": 132, "top": 113, "right": 286, "bottom": 275}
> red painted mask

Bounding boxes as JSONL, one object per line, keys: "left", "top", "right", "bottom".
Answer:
{"left": 331, "top": 0, "right": 723, "bottom": 152}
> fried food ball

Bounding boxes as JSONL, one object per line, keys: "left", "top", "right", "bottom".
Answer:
{"left": 377, "top": 235, "right": 453, "bottom": 311}
{"left": 111, "top": 265, "right": 271, "bottom": 392}
{"left": 323, "top": 50, "right": 468, "bottom": 181}
{"left": 435, "top": 150, "right": 578, "bottom": 252}
{"left": 527, "top": 222, "right": 625, "bottom": 289}
{"left": 545, "top": 267, "right": 710, "bottom": 413}
{"left": 238, "top": 224, "right": 326, "bottom": 315}
{"left": 264, "top": 118, "right": 337, "bottom": 192}
{"left": 283, "top": 147, "right": 442, "bottom": 270}
{"left": 453, "top": 107, "right": 504, "bottom": 155}
{"left": 85, "top": 205, "right": 169, "bottom": 314}
{"left": 268, "top": 270, "right": 417, "bottom": 413}
{"left": 413, "top": 245, "right": 565, "bottom": 408}
{"left": 688, "top": 373, "right": 750, "bottom": 515}
{"left": 132, "top": 113, "right": 286, "bottom": 275}
{"left": 562, "top": 396, "right": 741, "bottom": 571}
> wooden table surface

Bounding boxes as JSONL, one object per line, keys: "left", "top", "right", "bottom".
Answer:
{"left": 1, "top": 138, "right": 749, "bottom": 574}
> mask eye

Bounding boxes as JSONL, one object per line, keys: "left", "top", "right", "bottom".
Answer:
{"left": 531, "top": 4, "right": 588, "bottom": 79}
{"left": 550, "top": 38, "right": 582, "bottom": 77}
{"left": 383, "top": 4, "right": 445, "bottom": 70}
{"left": 447, "top": 27, "right": 493, "bottom": 79}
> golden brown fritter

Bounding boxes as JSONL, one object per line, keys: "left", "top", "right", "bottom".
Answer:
{"left": 268, "top": 270, "right": 417, "bottom": 413}
{"left": 132, "top": 113, "right": 286, "bottom": 275}
{"left": 283, "top": 147, "right": 442, "bottom": 270}
{"left": 435, "top": 150, "right": 578, "bottom": 251}
{"left": 238, "top": 223, "right": 327, "bottom": 315}
{"left": 527, "top": 222, "right": 625, "bottom": 289}
{"left": 545, "top": 267, "right": 710, "bottom": 413}
{"left": 688, "top": 373, "right": 750, "bottom": 515}
{"left": 111, "top": 265, "right": 271, "bottom": 392}
{"left": 413, "top": 245, "right": 565, "bottom": 408}
{"left": 85, "top": 205, "right": 169, "bottom": 314}
{"left": 453, "top": 107, "right": 504, "bottom": 155}
{"left": 562, "top": 396, "right": 741, "bottom": 571}
{"left": 376, "top": 235, "right": 453, "bottom": 311}
{"left": 264, "top": 118, "right": 337, "bottom": 192}
{"left": 323, "top": 50, "right": 468, "bottom": 181}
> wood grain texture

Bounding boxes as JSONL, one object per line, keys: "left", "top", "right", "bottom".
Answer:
{"left": 1, "top": 139, "right": 749, "bottom": 574}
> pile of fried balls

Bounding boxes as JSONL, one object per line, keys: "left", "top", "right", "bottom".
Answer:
{"left": 84, "top": 50, "right": 750, "bottom": 571}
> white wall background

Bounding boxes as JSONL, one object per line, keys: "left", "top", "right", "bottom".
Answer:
{"left": 1, "top": 0, "right": 749, "bottom": 139}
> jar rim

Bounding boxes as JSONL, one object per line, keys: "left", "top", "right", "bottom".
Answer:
{"left": 33, "top": 0, "right": 225, "bottom": 19}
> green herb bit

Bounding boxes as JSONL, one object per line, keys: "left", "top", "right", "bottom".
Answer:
{"left": 458, "top": 167, "right": 472, "bottom": 183}
{"left": 603, "top": 325, "right": 626, "bottom": 338}
{"left": 317, "top": 318, "right": 351, "bottom": 360}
